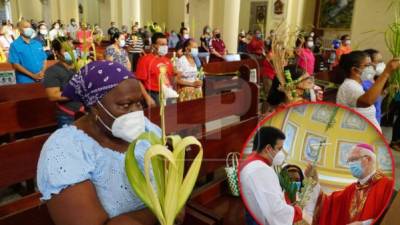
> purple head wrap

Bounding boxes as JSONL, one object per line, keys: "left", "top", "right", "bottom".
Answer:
{"left": 63, "top": 61, "right": 134, "bottom": 107}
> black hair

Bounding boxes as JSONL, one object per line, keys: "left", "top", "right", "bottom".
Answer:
{"left": 364, "top": 49, "right": 379, "bottom": 62}
{"left": 339, "top": 51, "right": 368, "bottom": 76}
{"left": 51, "top": 36, "right": 69, "bottom": 53}
{"left": 111, "top": 31, "right": 122, "bottom": 44}
{"left": 180, "top": 27, "right": 188, "bottom": 35}
{"left": 182, "top": 39, "right": 195, "bottom": 52}
{"left": 151, "top": 32, "right": 167, "bottom": 45}
{"left": 203, "top": 25, "right": 210, "bottom": 34}
{"left": 252, "top": 126, "right": 286, "bottom": 153}
{"left": 341, "top": 34, "right": 350, "bottom": 41}
{"left": 285, "top": 64, "right": 306, "bottom": 80}
{"left": 296, "top": 36, "right": 304, "bottom": 48}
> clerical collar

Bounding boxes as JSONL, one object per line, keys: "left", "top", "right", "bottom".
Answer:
{"left": 359, "top": 170, "right": 376, "bottom": 185}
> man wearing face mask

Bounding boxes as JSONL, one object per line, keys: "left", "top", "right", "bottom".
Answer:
{"left": 239, "top": 126, "right": 303, "bottom": 225}
{"left": 66, "top": 18, "right": 79, "bottom": 40}
{"left": 247, "top": 30, "right": 265, "bottom": 57}
{"left": 44, "top": 37, "right": 83, "bottom": 127}
{"left": 9, "top": 20, "right": 47, "bottom": 83}
{"left": 335, "top": 34, "right": 352, "bottom": 66}
{"left": 210, "top": 28, "right": 227, "bottom": 62}
{"left": 304, "top": 144, "right": 393, "bottom": 225}
{"left": 136, "top": 32, "right": 175, "bottom": 105}
{"left": 361, "top": 50, "right": 386, "bottom": 124}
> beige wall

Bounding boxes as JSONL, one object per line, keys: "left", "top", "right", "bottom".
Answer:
{"left": 351, "top": 0, "right": 394, "bottom": 60}
{"left": 168, "top": 0, "right": 186, "bottom": 32}
{"left": 189, "top": 0, "right": 211, "bottom": 40}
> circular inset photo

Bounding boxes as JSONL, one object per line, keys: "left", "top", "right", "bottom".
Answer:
{"left": 239, "top": 102, "right": 395, "bottom": 225}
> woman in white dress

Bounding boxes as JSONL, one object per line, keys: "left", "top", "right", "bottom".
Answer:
{"left": 175, "top": 39, "right": 203, "bottom": 102}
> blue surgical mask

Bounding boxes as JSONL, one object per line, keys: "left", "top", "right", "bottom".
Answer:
{"left": 291, "top": 181, "right": 302, "bottom": 192}
{"left": 191, "top": 48, "right": 199, "bottom": 57}
{"left": 63, "top": 50, "right": 78, "bottom": 64}
{"left": 23, "top": 27, "right": 34, "bottom": 38}
{"left": 158, "top": 45, "right": 168, "bottom": 56}
{"left": 349, "top": 160, "right": 364, "bottom": 178}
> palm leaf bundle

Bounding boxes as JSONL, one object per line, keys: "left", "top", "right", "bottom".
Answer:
{"left": 385, "top": 1, "right": 400, "bottom": 106}
{"left": 125, "top": 65, "right": 203, "bottom": 225}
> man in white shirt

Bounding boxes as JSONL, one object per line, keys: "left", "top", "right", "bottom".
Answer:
{"left": 66, "top": 18, "right": 79, "bottom": 40}
{"left": 239, "top": 126, "right": 303, "bottom": 225}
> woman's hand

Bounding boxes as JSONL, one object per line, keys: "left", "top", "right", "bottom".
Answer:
{"left": 383, "top": 58, "right": 400, "bottom": 75}
{"left": 193, "top": 80, "right": 203, "bottom": 87}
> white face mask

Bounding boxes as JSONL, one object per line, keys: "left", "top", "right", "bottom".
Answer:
{"left": 345, "top": 40, "right": 351, "bottom": 45}
{"left": 97, "top": 101, "right": 145, "bottom": 143}
{"left": 271, "top": 149, "right": 285, "bottom": 166}
{"left": 183, "top": 34, "right": 190, "bottom": 39}
{"left": 361, "top": 66, "right": 376, "bottom": 81}
{"left": 158, "top": 45, "right": 168, "bottom": 56}
{"left": 39, "top": 29, "right": 48, "bottom": 35}
{"left": 375, "top": 62, "right": 385, "bottom": 75}
{"left": 307, "top": 41, "right": 314, "bottom": 48}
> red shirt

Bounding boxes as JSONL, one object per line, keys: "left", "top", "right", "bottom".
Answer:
{"left": 261, "top": 59, "right": 276, "bottom": 80}
{"left": 247, "top": 37, "right": 265, "bottom": 55}
{"left": 211, "top": 38, "right": 226, "bottom": 55}
{"left": 135, "top": 53, "right": 174, "bottom": 92}
{"left": 76, "top": 30, "right": 93, "bottom": 51}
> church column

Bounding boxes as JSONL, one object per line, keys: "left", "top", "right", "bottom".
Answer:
{"left": 58, "top": 0, "right": 79, "bottom": 24}
{"left": 222, "top": 0, "right": 241, "bottom": 53}
{"left": 40, "top": 0, "right": 51, "bottom": 25}
{"left": 131, "top": 0, "right": 141, "bottom": 26}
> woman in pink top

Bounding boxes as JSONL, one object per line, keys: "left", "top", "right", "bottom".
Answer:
{"left": 295, "top": 36, "right": 315, "bottom": 75}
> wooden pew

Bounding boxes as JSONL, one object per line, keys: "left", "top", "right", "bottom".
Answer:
{"left": 0, "top": 83, "right": 47, "bottom": 102}
{"left": 0, "top": 98, "right": 57, "bottom": 141}
{"left": 0, "top": 134, "right": 53, "bottom": 225}
{"left": 0, "top": 81, "right": 258, "bottom": 225}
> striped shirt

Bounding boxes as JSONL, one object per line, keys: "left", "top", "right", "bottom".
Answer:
{"left": 127, "top": 34, "right": 144, "bottom": 54}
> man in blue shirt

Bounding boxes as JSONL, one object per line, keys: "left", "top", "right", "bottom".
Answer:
{"left": 9, "top": 20, "right": 47, "bottom": 83}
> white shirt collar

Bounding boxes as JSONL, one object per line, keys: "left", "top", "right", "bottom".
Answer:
{"left": 359, "top": 170, "right": 376, "bottom": 185}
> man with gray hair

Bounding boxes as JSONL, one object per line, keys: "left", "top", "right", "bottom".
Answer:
{"left": 304, "top": 143, "right": 393, "bottom": 225}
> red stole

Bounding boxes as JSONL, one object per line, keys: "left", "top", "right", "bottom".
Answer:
{"left": 313, "top": 171, "right": 393, "bottom": 225}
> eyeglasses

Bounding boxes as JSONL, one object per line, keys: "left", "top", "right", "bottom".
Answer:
{"left": 346, "top": 155, "right": 368, "bottom": 164}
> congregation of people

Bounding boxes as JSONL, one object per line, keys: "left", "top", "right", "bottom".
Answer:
{"left": 1, "top": 17, "right": 399, "bottom": 150}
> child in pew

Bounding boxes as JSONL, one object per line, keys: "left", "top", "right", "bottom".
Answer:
{"left": 37, "top": 61, "right": 184, "bottom": 225}
{"left": 175, "top": 39, "right": 203, "bottom": 102}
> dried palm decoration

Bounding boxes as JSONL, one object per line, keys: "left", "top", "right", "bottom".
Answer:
{"left": 125, "top": 65, "right": 203, "bottom": 225}
{"left": 270, "top": 22, "right": 303, "bottom": 102}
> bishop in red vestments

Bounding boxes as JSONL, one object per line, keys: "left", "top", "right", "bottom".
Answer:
{"left": 306, "top": 144, "right": 394, "bottom": 225}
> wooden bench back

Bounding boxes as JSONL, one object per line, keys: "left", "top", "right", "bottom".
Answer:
{"left": 203, "top": 59, "right": 261, "bottom": 76}
{"left": 145, "top": 81, "right": 258, "bottom": 134}
{"left": 0, "top": 134, "right": 50, "bottom": 189}
{"left": 0, "top": 98, "right": 57, "bottom": 136}
{"left": 0, "top": 83, "right": 47, "bottom": 102}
